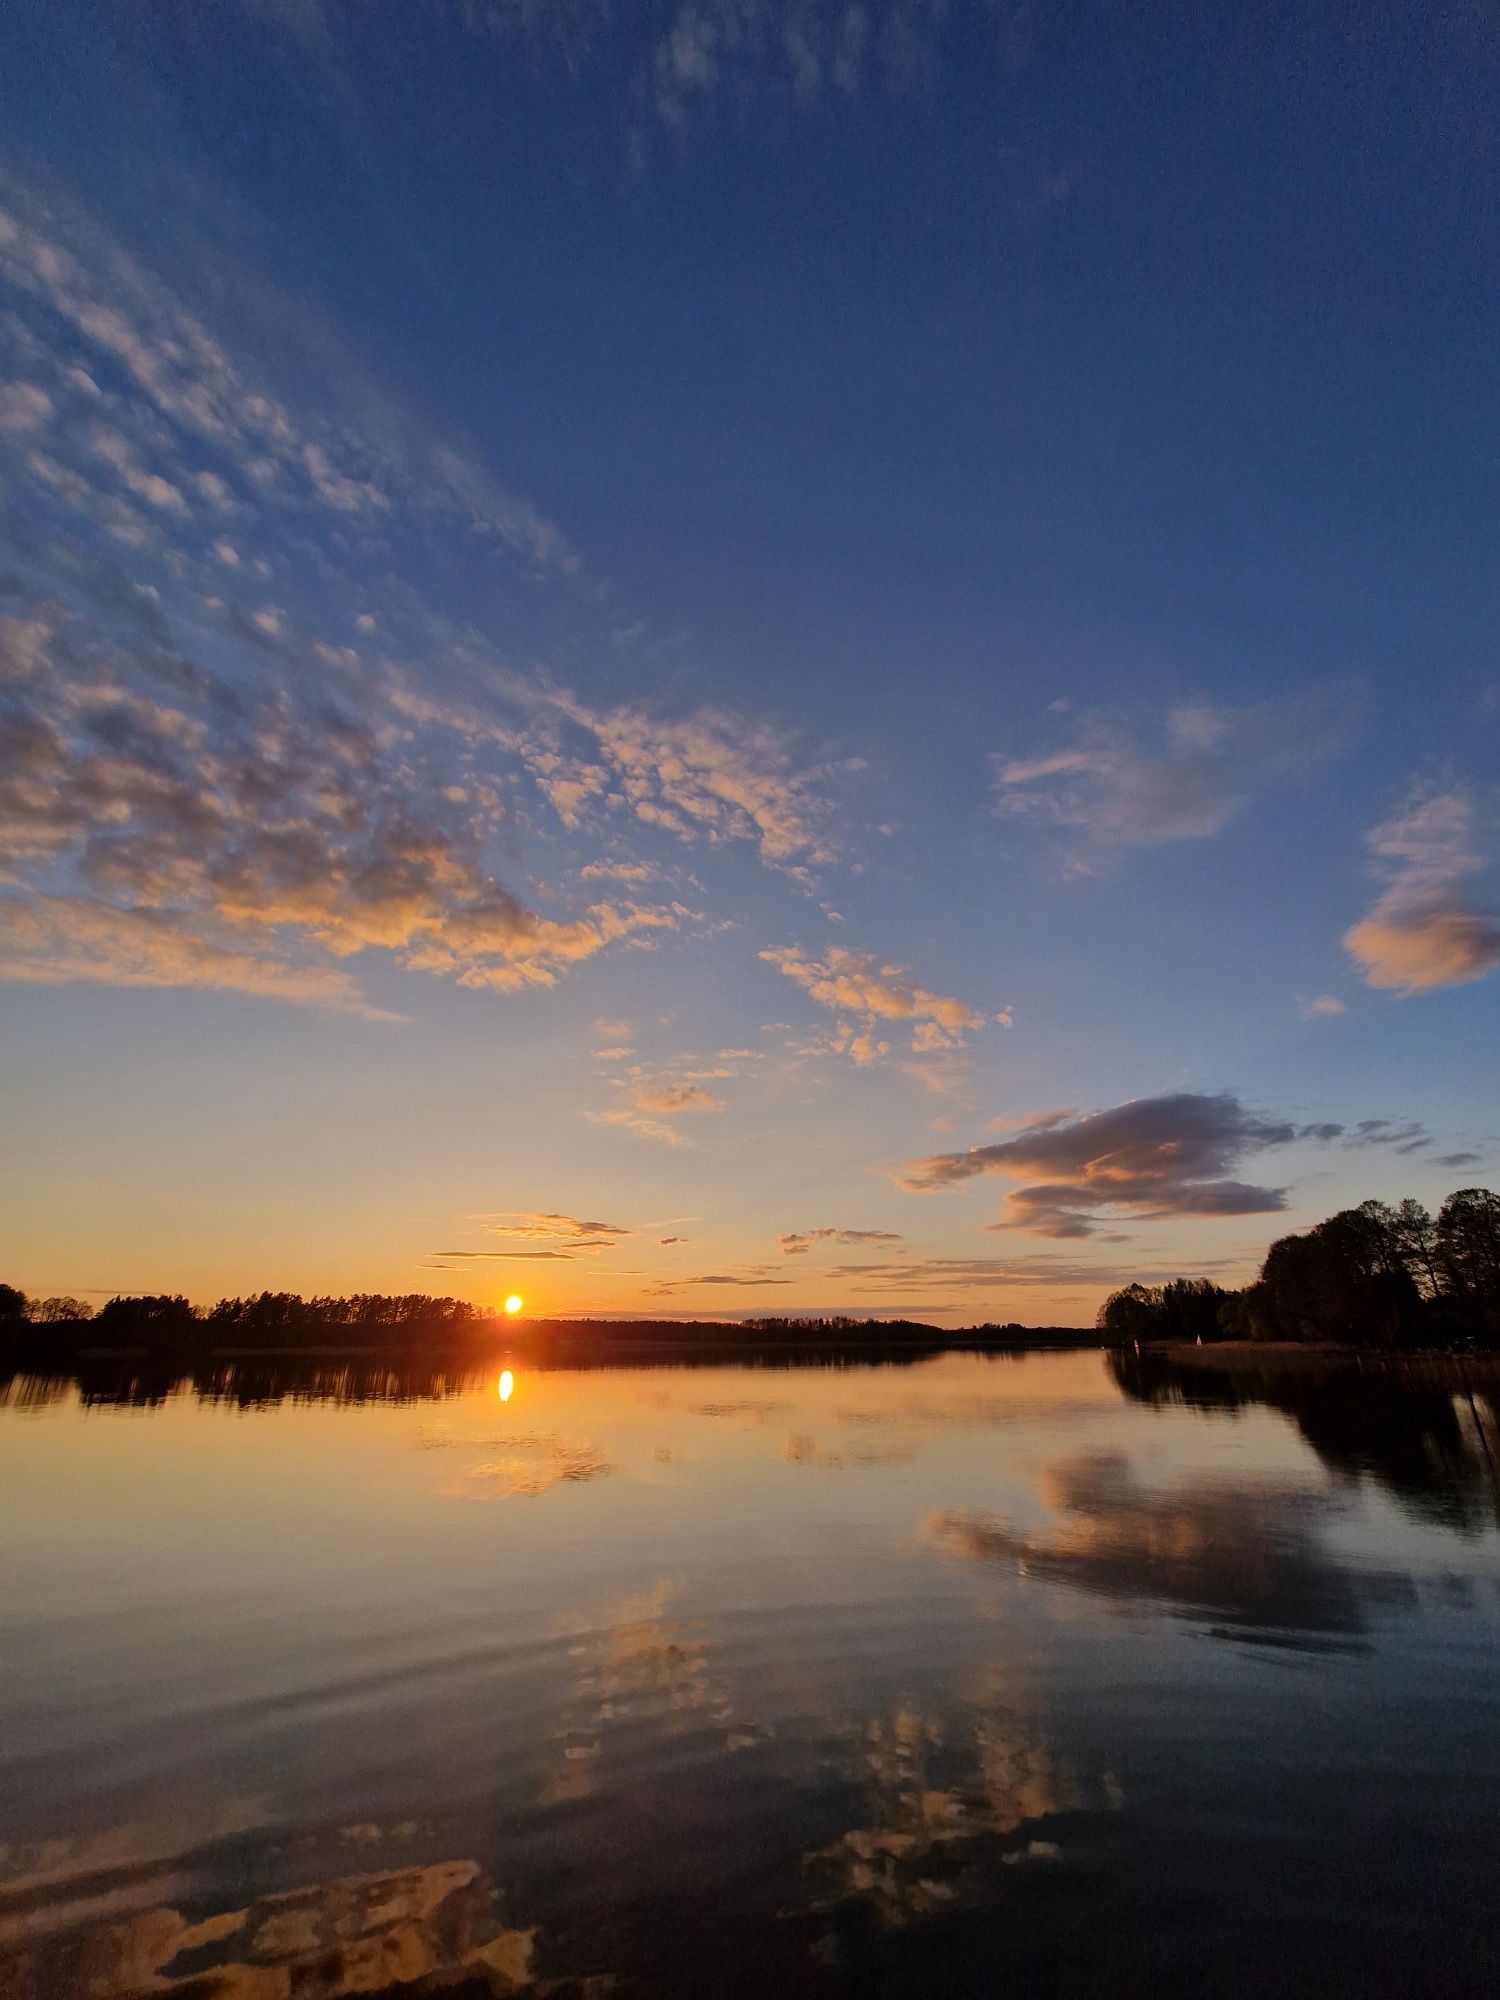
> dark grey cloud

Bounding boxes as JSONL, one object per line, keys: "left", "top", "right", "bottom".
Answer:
{"left": 900, "top": 1091, "right": 1310, "bottom": 1239}
{"left": 1342, "top": 1118, "right": 1431, "bottom": 1154}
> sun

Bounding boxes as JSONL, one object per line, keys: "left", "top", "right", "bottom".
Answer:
{"left": 503, "top": 1294, "right": 523, "bottom": 1316}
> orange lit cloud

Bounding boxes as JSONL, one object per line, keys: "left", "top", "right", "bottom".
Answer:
{"left": 1344, "top": 779, "right": 1500, "bottom": 995}
{"left": 762, "top": 944, "right": 997, "bottom": 1063}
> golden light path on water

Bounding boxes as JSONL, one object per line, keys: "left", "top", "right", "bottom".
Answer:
{"left": 498, "top": 1370, "right": 514, "bottom": 1403}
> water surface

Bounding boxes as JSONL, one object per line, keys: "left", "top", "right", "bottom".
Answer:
{"left": 2, "top": 1348, "right": 1498, "bottom": 1997}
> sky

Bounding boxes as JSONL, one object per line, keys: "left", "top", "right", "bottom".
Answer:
{"left": 0, "top": 0, "right": 1497, "bottom": 1324}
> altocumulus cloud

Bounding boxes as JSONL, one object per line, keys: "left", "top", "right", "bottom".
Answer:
{"left": 762, "top": 944, "right": 1000, "bottom": 1063}
{"left": 899, "top": 1091, "right": 1339, "bottom": 1239}
{"left": 1343, "top": 777, "right": 1500, "bottom": 996}
{"left": 0, "top": 593, "right": 681, "bottom": 1007}
{"left": 231, "top": 1, "right": 1038, "bottom": 154}
{"left": 587, "top": 1056, "right": 752, "bottom": 1144}
{"left": 0, "top": 171, "right": 842, "bottom": 1015}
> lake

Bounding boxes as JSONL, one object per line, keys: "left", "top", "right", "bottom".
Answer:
{"left": 2, "top": 1346, "right": 1498, "bottom": 1998}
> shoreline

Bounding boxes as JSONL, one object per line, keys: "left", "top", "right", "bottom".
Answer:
{"left": 1151, "top": 1339, "right": 1500, "bottom": 1380}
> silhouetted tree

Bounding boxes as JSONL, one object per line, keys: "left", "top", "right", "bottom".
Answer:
{"left": 1260, "top": 1205, "right": 1421, "bottom": 1347}
{"left": 27, "top": 1297, "right": 93, "bottom": 1323}
{"left": 1437, "top": 1189, "right": 1500, "bottom": 1340}
{"left": 1107, "top": 1184, "right": 1498, "bottom": 1352}
{"left": 1097, "top": 1284, "right": 1164, "bottom": 1342}
{"left": 0, "top": 1285, "right": 27, "bottom": 1326}
{"left": 94, "top": 1295, "right": 200, "bottom": 1342}
{"left": 1391, "top": 1198, "right": 1443, "bottom": 1301}
{"left": 1216, "top": 1280, "right": 1278, "bottom": 1342}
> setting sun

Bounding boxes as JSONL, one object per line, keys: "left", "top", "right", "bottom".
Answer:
{"left": 504, "top": 1294, "right": 523, "bottom": 1316}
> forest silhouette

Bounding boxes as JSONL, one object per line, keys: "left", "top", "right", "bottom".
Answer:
{"left": 1097, "top": 1186, "right": 1499, "bottom": 1350}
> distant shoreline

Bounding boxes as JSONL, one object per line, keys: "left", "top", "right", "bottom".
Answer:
{"left": 3, "top": 1326, "right": 1102, "bottom": 1363}
{"left": 1150, "top": 1339, "right": 1500, "bottom": 1379}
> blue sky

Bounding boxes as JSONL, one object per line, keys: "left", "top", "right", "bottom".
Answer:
{"left": 0, "top": 0, "right": 1496, "bottom": 1320}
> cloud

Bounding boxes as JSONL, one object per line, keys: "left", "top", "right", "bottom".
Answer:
{"left": 779, "top": 1227, "right": 904, "bottom": 1254}
{"left": 1344, "top": 777, "right": 1500, "bottom": 995}
{"left": 433, "top": 1248, "right": 577, "bottom": 1260}
{"left": 588, "top": 1061, "right": 731, "bottom": 1143}
{"left": 579, "top": 858, "right": 663, "bottom": 886}
{"left": 0, "top": 894, "right": 395, "bottom": 1017}
{"left": 0, "top": 171, "right": 864, "bottom": 1041}
{"left": 0, "top": 181, "right": 763, "bottom": 1016}
{"left": 1299, "top": 994, "right": 1345, "bottom": 1019}
{"left": 647, "top": 1270, "right": 795, "bottom": 1289}
{"left": 636, "top": 1080, "right": 725, "bottom": 1113}
{"left": 762, "top": 944, "right": 994, "bottom": 1061}
{"left": 639, "top": 0, "right": 993, "bottom": 139}
{"left": 0, "top": 590, "right": 687, "bottom": 1007}
{"left": 1339, "top": 1118, "right": 1431, "bottom": 1155}
{"left": 228, "top": 0, "right": 1049, "bottom": 164}
{"left": 826, "top": 1253, "right": 1245, "bottom": 1294}
{"left": 0, "top": 382, "right": 53, "bottom": 434}
{"left": 0, "top": 171, "right": 577, "bottom": 568}
{"left": 466, "top": 1212, "right": 631, "bottom": 1254}
{"left": 532, "top": 692, "right": 836, "bottom": 872}
{"left": 899, "top": 1091, "right": 1329, "bottom": 1238}
{"left": 993, "top": 693, "right": 1348, "bottom": 861}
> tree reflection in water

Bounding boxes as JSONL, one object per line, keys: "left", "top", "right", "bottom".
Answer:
{"left": 1107, "top": 1349, "right": 1500, "bottom": 1531}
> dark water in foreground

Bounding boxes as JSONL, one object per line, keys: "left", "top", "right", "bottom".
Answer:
{"left": 2, "top": 1348, "right": 1498, "bottom": 1999}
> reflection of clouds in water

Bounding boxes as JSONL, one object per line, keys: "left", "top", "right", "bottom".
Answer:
{"left": 416, "top": 1426, "right": 617, "bottom": 1498}
{"left": 782, "top": 1432, "right": 918, "bottom": 1471}
{"left": 805, "top": 1703, "right": 1121, "bottom": 1930}
{"left": 928, "top": 1450, "right": 1415, "bottom": 1646}
{"left": 0, "top": 1808, "right": 257, "bottom": 1902}
{"left": 0, "top": 1836, "right": 581, "bottom": 1999}
{"left": 457, "top": 1446, "right": 616, "bottom": 1499}
{"left": 637, "top": 1388, "right": 791, "bottom": 1422}
{"left": 543, "top": 1582, "right": 762, "bottom": 1806}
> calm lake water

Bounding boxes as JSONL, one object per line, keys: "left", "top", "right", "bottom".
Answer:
{"left": 2, "top": 1347, "right": 1498, "bottom": 1999}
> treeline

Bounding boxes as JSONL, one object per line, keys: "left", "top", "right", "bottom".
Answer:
{"left": 1099, "top": 1186, "right": 1500, "bottom": 1349}
{"left": 0, "top": 1286, "right": 488, "bottom": 1351}
{"left": 537, "top": 1316, "right": 1094, "bottom": 1351}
